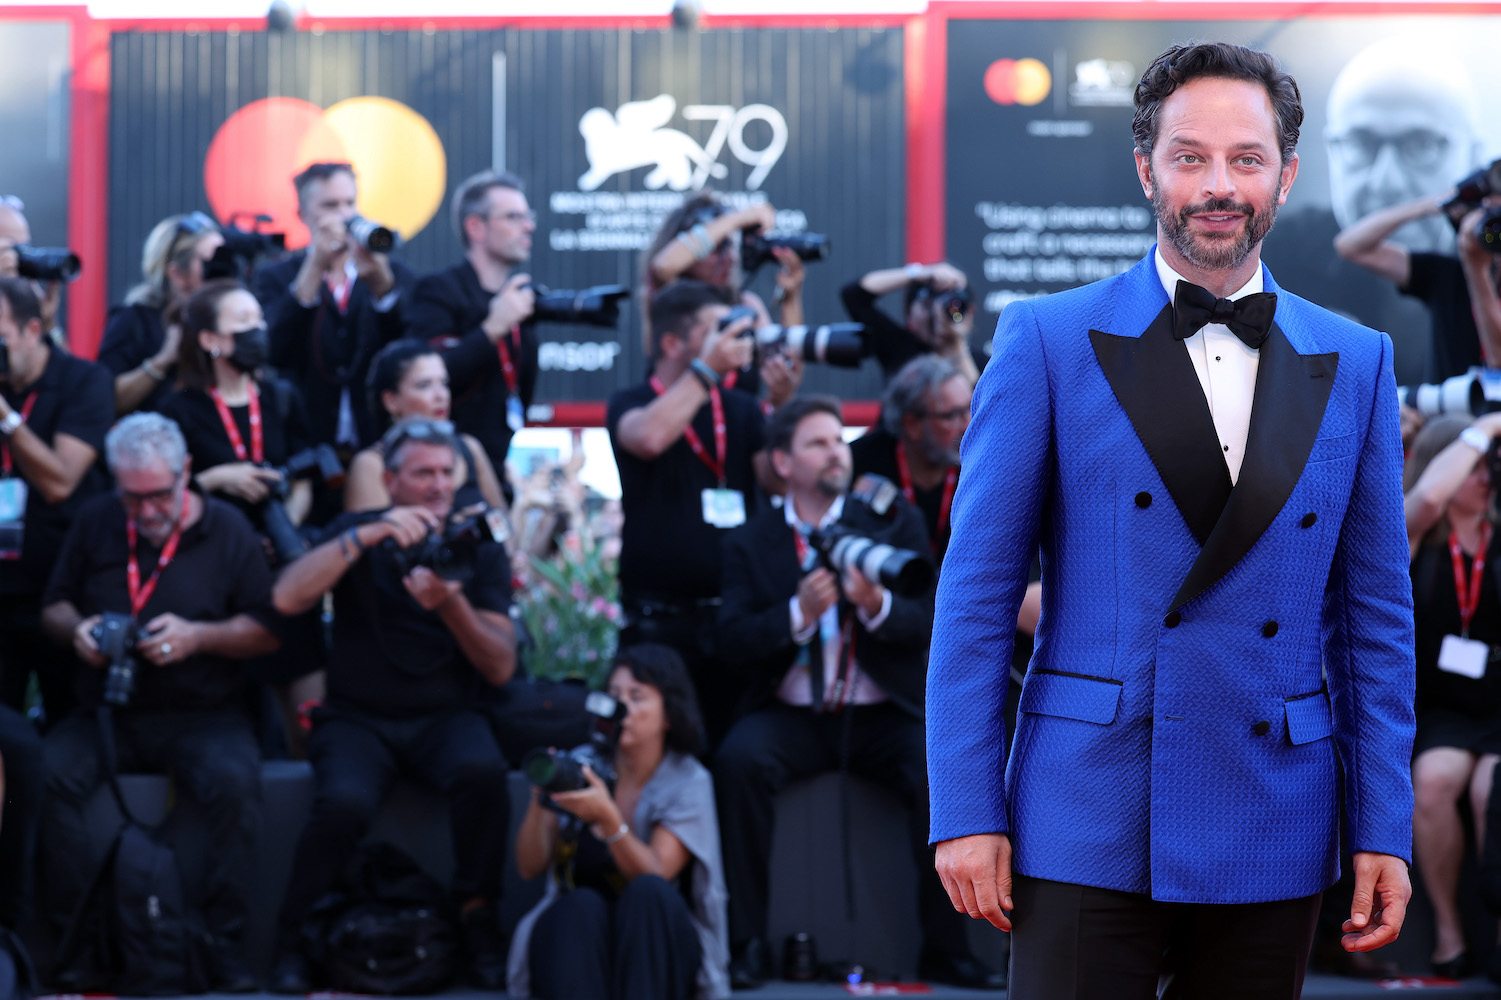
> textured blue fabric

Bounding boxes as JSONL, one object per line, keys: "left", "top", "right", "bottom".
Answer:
{"left": 927, "top": 250, "right": 1416, "bottom": 905}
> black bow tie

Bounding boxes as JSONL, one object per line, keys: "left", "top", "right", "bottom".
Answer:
{"left": 1173, "top": 280, "right": 1277, "bottom": 350}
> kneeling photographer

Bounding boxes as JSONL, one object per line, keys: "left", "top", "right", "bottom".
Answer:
{"left": 712, "top": 397, "right": 1002, "bottom": 991}
{"left": 38, "top": 412, "right": 278, "bottom": 992}
{"left": 508, "top": 644, "right": 728, "bottom": 1000}
{"left": 267, "top": 418, "right": 517, "bottom": 994}
{"left": 841, "top": 261, "right": 981, "bottom": 387}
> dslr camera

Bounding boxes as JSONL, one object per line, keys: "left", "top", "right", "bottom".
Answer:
{"left": 741, "top": 228, "right": 830, "bottom": 275}
{"left": 347, "top": 215, "right": 401, "bottom": 254}
{"left": 721, "top": 305, "right": 869, "bottom": 368}
{"left": 1443, "top": 158, "right": 1501, "bottom": 254}
{"left": 522, "top": 691, "right": 628, "bottom": 795}
{"left": 912, "top": 280, "right": 974, "bottom": 325}
{"left": 16, "top": 245, "right": 81, "bottom": 283}
{"left": 90, "top": 612, "right": 155, "bottom": 708}
{"left": 206, "top": 214, "right": 287, "bottom": 281}
{"left": 386, "top": 506, "right": 511, "bottom": 584}
{"left": 258, "top": 444, "right": 345, "bottom": 566}
{"left": 808, "top": 524, "right": 933, "bottom": 598}
{"left": 528, "top": 283, "right": 631, "bottom": 328}
{"left": 1399, "top": 367, "right": 1501, "bottom": 418}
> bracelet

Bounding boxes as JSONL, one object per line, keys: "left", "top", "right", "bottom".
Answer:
{"left": 1461, "top": 426, "right": 1491, "bottom": 454}
{"left": 345, "top": 526, "right": 366, "bottom": 558}
{"left": 140, "top": 359, "right": 168, "bottom": 382}
{"left": 689, "top": 358, "right": 721, "bottom": 389}
{"left": 677, "top": 223, "right": 715, "bottom": 261}
{"left": 603, "top": 823, "right": 630, "bottom": 846}
{"left": 904, "top": 262, "right": 927, "bottom": 282}
{"left": 0, "top": 410, "right": 21, "bottom": 437}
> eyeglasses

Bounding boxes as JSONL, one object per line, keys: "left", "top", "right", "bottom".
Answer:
{"left": 170, "top": 211, "right": 219, "bottom": 255}
{"left": 489, "top": 209, "right": 537, "bottom": 226}
{"left": 1328, "top": 128, "right": 1453, "bottom": 172}
{"left": 381, "top": 417, "right": 455, "bottom": 454}
{"left": 117, "top": 473, "right": 182, "bottom": 511}
{"left": 0, "top": 196, "right": 23, "bottom": 213}
{"left": 915, "top": 407, "right": 970, "bottom": 424}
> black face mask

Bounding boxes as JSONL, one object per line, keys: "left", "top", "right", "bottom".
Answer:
{"left": 227, "top": 325, "right": 269, "bottom": 372}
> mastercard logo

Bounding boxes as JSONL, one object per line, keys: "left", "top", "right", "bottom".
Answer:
{"left": 203, "top": 96, "right": 447, "bottom": 250}
{"left": 984, "top": 58, "right": 1052, "bottom": 106}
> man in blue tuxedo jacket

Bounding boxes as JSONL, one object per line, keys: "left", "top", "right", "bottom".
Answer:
{"left": 928, "top": 42, "right": 1416, "bottom": 999}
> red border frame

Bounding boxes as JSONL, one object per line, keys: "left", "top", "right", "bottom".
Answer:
{"left": 535, "top": 399, "right": 881, "bottom": 428}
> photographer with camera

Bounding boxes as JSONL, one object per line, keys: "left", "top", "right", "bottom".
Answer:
{"left": 266, "top": 418, "right": 516, "bottom": 994}
{"left": 407, "top": 171, "right": 539, "bottom": 485}
{"left": 711, "top": 396, "right": 1002, "bottom": 990}
{"left": 253, "top": 162, "right": 414, "bottom": 453}
{"left": 0, "top": 196, "right": 66, "bottom": 347}
{"left": 841, "top": 261, "right": 981, "bottom": 387}
{"left": 99, "top": 212, "right": 225, "bottom": 415}
{"left": 0, "top": 276, "right": 113, "bottom": 722}
{"left": 1334, "top": 166, "right": 1501, "bottom": 381}
{"left": 608, "top": 280, "right": 782, "bottom": 748}
{"left": 38, "top": 412, "right": 277, "bottom": 991}
{"left": 508, "top": 644, "right": 728, "bottom": 1000}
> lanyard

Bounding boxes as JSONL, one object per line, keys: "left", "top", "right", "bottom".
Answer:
{"left": 327, "top": 272, "right": 353, "bottom": 314}
{"left": 650, "top": 374, "right": 726, "bottom": 485}
{"left": 208, "top": 384, "right": 263, "bottom": 464}
{"left": 1450, "top": 523, "right": 1492, "bottom": 638}
{"left": 126, "top": 490, "right": 187, "bottom": 619}
{"left": 496, "top": 326, "right": 522, "bottom": 396}
{"left": 0, "top": 394, "right": 37, "bottom": 477}
{"left": 895, "top": 440, "right": 957, "bottom": 551}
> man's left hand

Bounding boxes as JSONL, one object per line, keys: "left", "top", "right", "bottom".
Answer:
{"left": 353, "top": 245, "right": 397, "bottom": 298}
{"left": 842, "top": 566, "right": 887, "bottom": 619}
{"left": 1342, "top": 851, "right": 1411, "bottom": 952}
{"left": 404, "top": 565, "right": 462, "bottom": 611}
{"left": 138, "top": 613, "right": 202, "bottom": 666}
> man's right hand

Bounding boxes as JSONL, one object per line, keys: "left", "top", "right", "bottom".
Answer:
{"left": 307, "top": 214, "right": 351, "bottom": 271}
{"left": 482, "top": 274, "right": 536, "bottom": 340}
{"left": 926, "top": 262, "right": 968, "bottom": 291}
{"left": 935, "top": 833, "right": 1014, "bottom": 932}
{"left": 198, "top": 463, "right": 282, "bottom": 505}
{"left": 700, "top": 314, "right": 755, "bottom": 377}
{"left": 72, "top": 615, "right": 108, "bottom": 669}
{"left": 797, "top": 567, "right": 839, "bottom": 624}
{"left": 377, "top": 505, "right": 442, "bottom": 548}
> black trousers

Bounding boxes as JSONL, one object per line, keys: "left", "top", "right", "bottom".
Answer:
{"left": 712, "top": 702, "right": 970, "bottom": 955}
{"left": 0, "top": 598, "right": 74, "bottom": 726}
{"left": 620, "top": 604, "right": 731, "bottom": 750}
{"left": 275, "top": 705, "right": 510, "bottom": 939}
{"left": 529, "top": 875, "right": 701, "bottom": 1000}
{"left": 42, "top": 708, "right": 262, "bottom": 941}
{"left": 0, "top": 704, "right": 43, "bottom": 931}
{"left": 1008, "top": 874, "right": 1323, "bottom": 1000}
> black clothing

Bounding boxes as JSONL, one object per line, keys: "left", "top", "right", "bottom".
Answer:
{"left": 607, "top": 380, "right": 767, "bottom": 603}
{"left": 97, "top": 303, "right": 173, "bottom": 413}
{"left": 1403, "top": 252, "right": 1485, "bottom": 381}
{"left": 316, "top": 510, "right": 513, "bottom": 718}
{"left": 43, "top": 493, "right": 275, "bottom": 713}
{"left": 1411, "top": 537, "right": 1501, "bottom": 756}
{"left": 839, "top": 281, "right": 986, "bottom": 383}
{"left": 529, "top": 876, "right": 702, "bottom": 1000}
{"left": 42, "top": 708, "right": 262, "bottom": 941}
{"left": 406, "top": 261, "right": 541, "bottom": 480}
{"left": 0, "top": 703, "right": 43, "bottom": 931}
{"left": 1006, "top": 874, "right": 1321, "bottom": 1000}
{"left": 620, "top": 607, "right": 730, "bottom": 749}
{"left": 252, "top": 252, "right": 416, "bottom": 449}
{"left": 849, "top": 427, "right": 955, "bottom": 563}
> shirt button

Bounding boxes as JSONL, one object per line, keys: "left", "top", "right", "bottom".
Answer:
{"left": 1262, "top": 620, "right": 1279, "bottom": 638}
{"left": 1215, "top": 356, "right": 1222, "bottom": 362}
{"left": 1252, "top": 720, "right": 1271, "bottom": 736}
{"left": 1223, "top": 445, "right": 1230, "bottom": 452}
{"left": 1301, "top": 512, "right": 1318, "bottom": 528}
{"left": 1164, "top": 611, "right": 1182, "bottom": 629}
{"left": 1135, "top": 491, "right": 1152, "bottom": 508}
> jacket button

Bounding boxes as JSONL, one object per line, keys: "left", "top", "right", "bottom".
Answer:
{"left": 1252, "top": 720, "right": 1271, "bottom": 736}
{"left": 1135, "top": 491, "right": 1152, "bottom": 508}
{"left": 1164, "top": 611, "right": 1182, "bottom": 628}
{"left": 1262, "top": 620, "right": 1279, "bottom": 638}
{"left": 1301, "top": 512, "right": 1317, "bottom": 528}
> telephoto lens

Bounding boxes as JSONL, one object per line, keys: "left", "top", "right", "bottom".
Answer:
{"left": 347, "top": 215, "right": 400, "bottom": 254}
{"left": 16, "top": 245, "right": 81, "bottom": 283}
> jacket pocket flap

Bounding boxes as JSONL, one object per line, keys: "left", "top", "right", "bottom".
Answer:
{"left": 1284, "top": 692, "right": 1333, "bottom": 745}
{"left": 1019, "top": 670, "right": 1122, "bottom": 725}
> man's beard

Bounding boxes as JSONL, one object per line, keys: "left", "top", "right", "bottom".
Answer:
{"left": 918, "top": 426, "right": 961, "bottom": 469}
{"left": 1157, "top": 194, "right": 1278, "bottom": 272}
{"left": 816, "top": 465, "right": 850, "bottom": 497}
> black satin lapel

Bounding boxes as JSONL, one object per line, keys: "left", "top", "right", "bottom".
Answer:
{"left": 1169, "top": 322, "right": 1338, "bottom": 611}
{"left": 1090, "top": 304, "right": 1232, "bottom": 546}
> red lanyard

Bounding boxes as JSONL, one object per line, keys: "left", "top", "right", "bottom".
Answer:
{"left": 208, "top": 385, "right": 263, "bottom": 464}
{"left": 327, "top": 272, "right": 353, "bottom": 314}
{"left": 126, "top": 490, "right": 187, "bottom": 618}
{"left": 650, "top": 374, "right": 726, "bottom": 485}
{"left": 1450, "top": 523, "right": 1492, "bottom": 638}
{"left": 896, "top": 440, "right": 957, "bottom": 550}
{"left": 496, "top": 327, "right": 521, "bottom": 396}
{"left": 0, "top": 394, "right": 36, "bottom": 477}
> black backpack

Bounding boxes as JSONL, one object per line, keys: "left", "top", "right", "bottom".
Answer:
{"left": 51, "top": 710, "right": 214, "bottom": 996}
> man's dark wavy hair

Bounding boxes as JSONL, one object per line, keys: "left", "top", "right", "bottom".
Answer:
{"left": 1132, "top": 42, "right": 1304, "bottom": 167}
{"left": 613, "top": 643, "right": 706, "bottom": 757}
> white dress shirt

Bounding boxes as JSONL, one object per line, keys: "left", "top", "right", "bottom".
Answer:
{"left": 1154, "top": 249, "right": 1263, "bottom": 485}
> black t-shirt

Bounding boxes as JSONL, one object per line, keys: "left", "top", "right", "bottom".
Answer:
{"left": 1403, "top": 253, "right": 1484, "bottom": 382}
{"left": 1, "top": 347, "right": 114, "bottom": 598}
{"left": 43, "top": 492, "right": 275, "bottom": 713}
{"left": 319, "top": 510, "right": 513, "bottom": 718}
{"left": 607, "top": 379, "right": 766, "bottom": 602}
{"left": 839, "top": 281, "right": 987, "bottom": 384}
{"left": 848, "top": 427, "right": 956, "bottom": 565}
{"left": 97, "top": 303, "right": 172, "bottom": 413}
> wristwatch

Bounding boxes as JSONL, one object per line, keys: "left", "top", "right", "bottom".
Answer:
{"left": 0, "top": 410, "right": 22, "bottom": 437}
{"left": 904, "top": 262, "right": 927, "bottom": 282}
{"left": 1461, "top": 426, "right": 1491, "bottom": 454}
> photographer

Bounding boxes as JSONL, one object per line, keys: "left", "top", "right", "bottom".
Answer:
{"left": 1334, "top": 184, "right": 1501, "bottom": 380}
{"left": 267, "top": 419, "right": 516, "bottom": 994}
{"left": 712, "top": 397, "right": 1002, "bottom": 991}
{"left": 406, "top": 171, "right": 539, "bottom": 485}
{"left": 508, "top": 644, "right": 729, "bottom": 1000}
{"left": 0, "top": 277, "right": 113, "bottom": 722}
{"left": 607, "top": 280, "right": 780, "bottom": 748}
{"left": 98, "top": 212, "right": 224, "bottom": 415}
{"left": 0, "top": 196, "right": 63, "bottom": 345}
{"left": 841, "top": 262, "right": 981, "bottom": 386}
{"left": 252, "top": 162, "right": 414, "bottom": 452}
{"left": 38, "top": 412, "right": 277, "bottom": 992}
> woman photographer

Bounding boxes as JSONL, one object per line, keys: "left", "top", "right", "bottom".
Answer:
{"left": 99, "top": 212, "right": 224, "bottom": 415}
{"left": 1404, "top": 411, "right": 1501, "bottom": 979}
{"left": 508, "top": 644, "right": 728, "bottom": 1000}
{"left": 344, "top": 339, "right": 504, "bottom": 512}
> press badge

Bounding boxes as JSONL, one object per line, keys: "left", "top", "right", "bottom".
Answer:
{"left": 0, "top": 478, "right": 26, "bottom": 561}
{"left": 1438, "top": 634, "right": 1489, "bottom": 680}
{"left": 506, "top": 395, "right": 525, "bottom": 433}
{"left": 701, "top": 488, "right": 746, "bottom": 529}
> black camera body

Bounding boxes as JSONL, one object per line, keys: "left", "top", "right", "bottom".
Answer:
{"left": 529, "top": 284, "right": 630, "bottom": 328}
{"left": 807, "top": 524, "right": 933, "bottom": 598}
{"left": 1444, "top": 158, "right": 1501, "bottom": 254}
{"left": 387, "top": 507, "right": 510, "bottom": 583}
{"left": 912, "top": 281, "right": 974, "bottom": 324}
{"left": 206, "top": 216, "right": 287, "bottom": 281}
{"left": 90, "top": 612, "right": 154, "bottom": 708}
{"left": 258, "top": 444, "right": 345, "bottom": 565}
{"left": 522, "top": 691, "right": 627, "bottom": 796}
{"left": 741, "top": 230, "right": 830, "bottom": 274}
{"left": 16, "top": 245, "right": 81, "bottom": 283}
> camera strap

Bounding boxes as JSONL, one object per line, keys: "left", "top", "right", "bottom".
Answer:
{"left": 208, "top": 384, "right": 263, "bottom": 464}
{"left": 126, "top": 492, "right": 187, "bottom": 618}
{"left": 895, "top": 440, "right": 956, "bottom": 554}
{"left": 0, "top": 393, "right": 36, "bottom": 476}
{"left": 1450, "top": 524, "right": 1492, "bottom": 638}
{"left": 496, "top": 326, "right": 522, "bottom": 396}
{"left": 650, "top": 375, "right": 725, "bottom": 485}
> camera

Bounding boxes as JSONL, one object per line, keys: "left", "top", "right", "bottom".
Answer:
{"left": 530, "top": 284, "right": 630, "bottom": 328}
{"left": 755, "top": 323, "right": 868, "bottom": 368}
{"left": 1443, "top": 158, "right": 1501, "bottom": 252}
{"left": 387, "top": 506, "right": 511, "bottom": 583}
{"left": 741, "top": 229, "right": 830, "bottom": 274}
{"left": 1399, "top": 367, "right": 1501, "bottom": 418}
{"left": 206, "top": 214, "right": 287, "bottom": 280}
{"left": 1478, "top": 207, "right": 1501, "bottom": 255}
{"left": 808, "top": 525, "right": 933, "bottom": 597}
{"left": 913, "top": 281, "right": 974, "bottom": 325}
{"left": 347, "top": 215, "right": 400, "bottom": 254}
{"left": 521, "top": 691, "right": 627, "bottom": 795}
{"left": 90, "top": 612, "right": 154, "bottom": 708}
{"left": 16, "top": 245, "right": 81, "bottom": 283}
{"left": 258, "top": 444, "right": 345, "bottom": 565}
